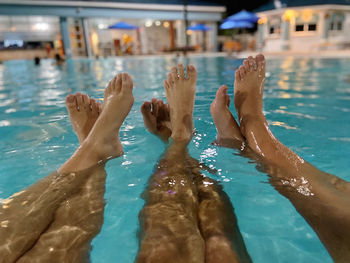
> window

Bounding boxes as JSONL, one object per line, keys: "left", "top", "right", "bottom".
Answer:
{"left": 268, "top": 17, "right": 281, "bottom": 35}
{"left": 269, "top": 26, "right": 281, "bottom": 34}
{"left": 295, "top": 24, "right": 304, "bottom": 31}
{"left": 269, "top": 25, "right": 281, "bottom": 34}
{"left": 308, "top": 24, "right": 317, "bottom": 31}
{"left": 330, "top": 21, "right": 343, "bottom": 31}
{"left": 295, "top": 23, "right": 317, "bottom": 32}
{"left": 329, "top": 13, "right": 344, "bottom": 31}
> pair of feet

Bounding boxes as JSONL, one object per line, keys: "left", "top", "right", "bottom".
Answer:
{"left": 64, "top": 54, "right": 267, "bottom": 170}
{"left": 63, "top": 72, "right": 134, "bottom": 171}
{"left": 141, "top": 55, "right": 267, "bottom": 150}
{"left": 64, "top": 64, "right": 198, "bottom": 170}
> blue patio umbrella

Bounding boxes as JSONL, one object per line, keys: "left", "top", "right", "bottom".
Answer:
{"left": 186, "top": 24, "right": 211, "bottom": 31}
{"left": 108, "top": 21, "right": 138, "bottom": 30}
{"left": 220, "top": 20, "right": 254, "bottom": 30}
{"left": 223, "top": 10, "right": 259, "bottom": 23}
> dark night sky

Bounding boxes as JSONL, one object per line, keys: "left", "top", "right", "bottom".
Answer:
{"left": 215, "top": 0, "right": 271, "bottom": 15}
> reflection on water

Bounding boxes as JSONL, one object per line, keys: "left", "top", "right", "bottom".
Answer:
{"left": 0, "top": 56, "right": 349, "bottom": 263}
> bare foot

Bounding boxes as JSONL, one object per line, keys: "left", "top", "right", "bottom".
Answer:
{"left": 58, "top": 73, "right": 134, "bottom": 174}
{"left": 66, "top": 93, "right": 102, "bottom": 143}
{"left": 141, "top": 98, "right": 172, "bottom": 142}
{"left": 233, "top": 54, "right": 304, "bottom": 169}
{"left": 210, "top": 85, "right": 244, "bottom": 143}
{"left": 164, "top": 64, "right": 197, "bottom": 141}
{"left": 89, "top": 73, "right": 134, "bottom": 159}
{"left": 234, "top": 54, "right": 266, "bottom": 135}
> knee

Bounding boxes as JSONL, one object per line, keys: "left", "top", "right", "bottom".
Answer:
{"left": 136, "top": 242, "right": 178, "bottom": 263}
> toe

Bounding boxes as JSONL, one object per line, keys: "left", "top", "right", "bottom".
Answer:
{"left": 90, "top": 98, "right": 97, "bottom": 112}
{"left": 243, "top": 60, "right": 250, "bottom": 72}
{"left": 122, "top": 73, "right": 133, "bottom": 93}
{"left": 178, "top": 64, "right": 185, "bottom": 80}
{"left": 76, "top": 93, "right": 83, "bottom": 110}
{"left": 141, "top": 101, "right": 156, "bottom": 131}
{"left": 248, "top": 57, "right": 254, "bottom": 71}
{"left": 164, "top": 79, "right": 170, "bottom": 91}
{"left": 151, "top": 98, "right": 159, "bottom": 116}
{"left": 115, "top": 73, "right": 122, "bottom": 92}
{"left": 255, "top": 53, "right": 266, "bottom": 71}
{"left": 239, "top": 66, "right": 246, "bottom": 80}
{"left": 187, "top": 65, "right": 197, "bottom": 81}
{"left": 66, "top": 94, "right": 77, "bottom": 111}
{"left": 167, "top": 73, "right": 175, "bottom": 87}
{"left": 171, "top": 67, "right": 178, "bottom": 80}
{"left": 82, "top": 94, "right": 90, "bottom": 104}
{"left": 141, "top": 101, "right": 152, "bottom": 115}
{"left": 216, "top": 85, "right": 228, "bottom": 105}
{"left": 235, "top": 68, "right": 241, "bottom": 81}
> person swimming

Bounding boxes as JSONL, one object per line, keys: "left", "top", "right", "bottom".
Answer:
{"left": 55, "top": 53, "right": 65, "bottom": 66}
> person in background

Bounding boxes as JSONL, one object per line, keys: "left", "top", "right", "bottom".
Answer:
{"left": 34, "top": 56, "right": 41, "bottom": 66}
{"left": 55, "top": 53, "right": 65, "bottom": 66}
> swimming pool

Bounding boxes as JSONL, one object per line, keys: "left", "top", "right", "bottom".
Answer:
{"left": 0, "top": 55, "right": 349, "bottom": 262}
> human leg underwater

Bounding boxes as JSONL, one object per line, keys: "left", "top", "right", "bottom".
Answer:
{"left": 211, "top": 54, "right": 350, "bottom": 262}
{"left": 0, "top": 73, "right": 134, "bottom": 262}
{"left": 139, "top": 64, "right": 251, "bottom": 263}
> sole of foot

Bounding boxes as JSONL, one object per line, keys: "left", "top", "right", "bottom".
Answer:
{"left": 66, "top": 93, "right": 102, "bottom": 143}
{"left": 141, "top": 98, "right": 172, "bottom": 141}
{"left": 210, "top": 85, "right": 243, "bottom": 142}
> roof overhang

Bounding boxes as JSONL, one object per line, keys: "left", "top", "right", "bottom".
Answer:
{"left": 257, "top": 4, "right": 350, "bottom": 16}
{"left": 0, "top": 0, "right": 226, "bottom": 21}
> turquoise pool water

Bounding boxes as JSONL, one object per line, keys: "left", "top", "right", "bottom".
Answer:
{"left": 1, "top": 56, "right": 349, "bottom": 262}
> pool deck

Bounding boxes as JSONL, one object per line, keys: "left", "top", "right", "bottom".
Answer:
{"left": 105, "top": 50, "right": 350, "bottom": 60}
{"left": 1, "top": 50, "right": 350, "bottom": 63}
{"left": 236, "top": 50, "right": 350, "bottom": 59}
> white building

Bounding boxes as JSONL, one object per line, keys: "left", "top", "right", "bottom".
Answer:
{"left": 0, "top": 0, "right": 225, "bottom": 61}
{"left": 255, "top": 0, "right": 350, "bottom": 52}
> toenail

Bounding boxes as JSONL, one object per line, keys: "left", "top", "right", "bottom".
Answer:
{"left": 67, "top": 96, "right": 74, "bottom": 102}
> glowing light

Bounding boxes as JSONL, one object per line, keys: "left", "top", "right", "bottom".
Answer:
{"left": 186, "top": 30, "right": 192, "bottom": 35}
{"left": 283, "top": 10, "right": 295, "bottom": 21}
{"left": 98, "top": 24, "right": 106, "bottom": 29}
{"left": 258, "top": 17, "right": 267, "bottom": 24}
{"left": 302, "top": 9, "right": 313, "bottom": 22}
{"left": 145, "top": 20, "right": 152, "bottom": 27}
{"left": 163, "top": 21, "right": 170, "bottom": 28}
{"left": 10, "top": 26, "right": 16, "bottom": 32}
{"left": 155, "top": 20, "right": 161, "bottom": 26}
{"left": 91, "top": 32, "right": 99, "bottom": 52}
{"left": 33, "top": 23, "right": 49, "bottom": 31}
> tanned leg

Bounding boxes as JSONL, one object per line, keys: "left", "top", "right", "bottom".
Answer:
{"left": 0, "top": 73, "right": 134, "bottom": 263}
{"left": 211, "top": 54, "right": 350, "bottom": 262}
{"left": 137, "top": 65, "right": 205, "bottom": 263}
{"left": 17, "top": 93, "right": 106, "bottom": 262}
{"left": 142, "top": 95, "right": 251, "bottom": 262}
